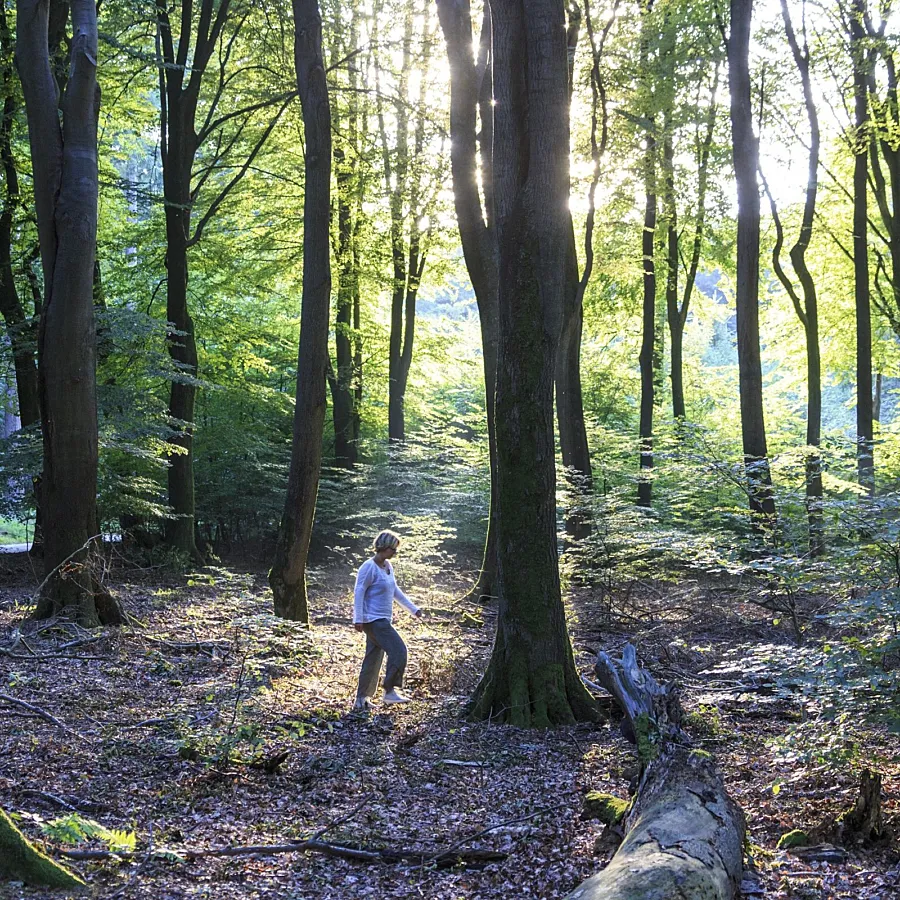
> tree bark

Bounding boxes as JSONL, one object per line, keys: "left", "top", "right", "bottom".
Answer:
{"left": 853, "top": 0, "right": 874, "bottom": 493}
{"left": 467, "top": 0, "right": 597, "bottom": 727}
{"left": 436, "top": 0, "right": 500, "bottom": 603}
{"left": 727, "top": 0, "right": 776, "bottom": 521}
{"left": 0, "top": 9, "right": 39, "bottom": 430}
{"left": 764, "top": 0, "right": 823, "bottom": 555}
{"left": 269, "top": 0, "right": 332, "bottom": 623}
{"left": 638, "top": 132, "right": 657, "bottom": 509}
{"left": 17, "top": 0, "right": 124, "bottom": 625}
{"left": 556, "top": 3, "right": 593, "bottom": 541}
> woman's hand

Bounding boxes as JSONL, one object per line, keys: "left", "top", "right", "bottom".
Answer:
{"left": 354, "top": 623, "right": 364, "bottom": 632}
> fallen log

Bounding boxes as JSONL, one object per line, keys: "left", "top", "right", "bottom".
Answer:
{"left": 566, "top": 644, "right": 745, "bottom": 900}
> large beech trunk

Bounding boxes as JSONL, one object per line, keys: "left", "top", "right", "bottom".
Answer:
{"left": 17, "top": 0, "right": 124, "bottom": 626}
{"left": 728, "top": 0, "right": 776, "bottom": 521}
{"left": 436, "top": 0, "right": 500, "bottom": 603}
{"left": 466, "top": 0, "right": 597, "bottom": 727}
{"left": 268, "top": 0, "right": 332, "bottom": 623}
{"left": 567, "top": 645, "right": 744, "bottom": 900}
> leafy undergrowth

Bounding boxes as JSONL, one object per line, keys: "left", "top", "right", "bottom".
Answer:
{"left": 0, "top": 550, "right": 898, "bottom": 899}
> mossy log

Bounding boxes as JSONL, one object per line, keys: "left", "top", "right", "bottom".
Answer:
{"left": 566, "top": 644, "right": 745, "bottom": 900}
{"left": 0, "top": 807, "right": 84, "bottom": 890}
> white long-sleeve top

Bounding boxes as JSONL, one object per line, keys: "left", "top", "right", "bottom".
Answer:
{"left": 353, "top": 558, "right": 419, "bottom": 624}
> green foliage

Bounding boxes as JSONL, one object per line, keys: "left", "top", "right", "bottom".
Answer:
{"left": 40, "top": 813, "right": 136, "bottom": 854}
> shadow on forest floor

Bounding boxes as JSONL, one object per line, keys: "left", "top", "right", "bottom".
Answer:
{"left": 0, "top": 549, "right": 897, "bottom": 899}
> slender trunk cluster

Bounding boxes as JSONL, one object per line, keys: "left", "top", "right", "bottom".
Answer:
{"left": 727, "top": 0, "right": 776, "bottom": 522}
{"left": 155, "top": 0, "right": 293, "bottom": 555}
{"left": 378, "top": 0, "right": 436, "bottom": 444}
{"left": 328, "top": 8, "right": 365, "bottom": 466}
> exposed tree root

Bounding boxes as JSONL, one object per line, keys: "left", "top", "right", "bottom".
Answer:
{"left": 468, "top": 644, "right": 598, "bottom": 727}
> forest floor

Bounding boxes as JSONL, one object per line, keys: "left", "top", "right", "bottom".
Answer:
{"left": 0, "top": 548, "right": 898, "bottom": 900}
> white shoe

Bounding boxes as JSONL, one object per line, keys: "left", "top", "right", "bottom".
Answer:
{"left": 383, "top": 689, "right": 411, "bottom": 705}
{"left": 352, "top": 696, "right": 372, "bottom": 711}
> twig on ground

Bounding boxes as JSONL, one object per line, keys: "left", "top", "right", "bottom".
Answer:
{"left": 58, "top": 840, "right": 506, "bottom": 867}
{"left": 415, "top": 802, "right": 570, "bottom": 870}
{"left": 21, "top": 790, "right": 80, "bottom": 812}
{"left": 0, "top": 692, "right": 72, "bottom": 732}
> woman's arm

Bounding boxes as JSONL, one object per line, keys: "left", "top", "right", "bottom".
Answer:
{"left": 392, "top": 579, "right": 420, "bottom": 616}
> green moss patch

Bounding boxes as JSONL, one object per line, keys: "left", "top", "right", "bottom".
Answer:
{"left": 582, "top": 792, "right": 631, "bottom": 825}
{"left": 776, "top": 828, "right": 809, "bottom": 850}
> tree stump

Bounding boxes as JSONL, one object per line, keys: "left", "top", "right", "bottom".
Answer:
{"left": 565, "top": 644, "right": 745, "bottom": 900}
{"left": 841, "top": 769, "right": 884, "bottom": 842}
{"left": 0, "top": 807, "right": 84, "bottom": 889}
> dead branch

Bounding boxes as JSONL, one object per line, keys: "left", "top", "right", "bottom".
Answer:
{"left": 0, "top": 693, "right": 71, "bottom": 732}
{"left": 58, "top": 838, "right": 506, "bottom": 868}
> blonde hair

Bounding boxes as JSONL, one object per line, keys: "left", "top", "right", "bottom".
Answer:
{"left": 373, "top": 530, "right": 400, "bottom": 552}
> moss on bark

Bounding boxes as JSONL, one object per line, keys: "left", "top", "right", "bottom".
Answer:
{"left": 583, "top": 792, "right": 631, "bottom": 825}
{"left": 0, "top": 808, "right": 84, "bottom": 890}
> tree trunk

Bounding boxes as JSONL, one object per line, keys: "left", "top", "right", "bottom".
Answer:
{"left": 436, "top": 0, "right": 500, "bottom": 603}
{"left": 162, "top": 152, "right": 201, "bottom": 559}
{"left": 555, "top": 5, "right": 593, "bottom": 542}
{"left": 0, "top": 12, "right": 39, "bottom": 429}
{"left": 467, "top": 0, "right": 597, "bottom": 727}
{"left": 566, "top": 645, "right": 745, "bottom": 900}
{"left": 18, "top": 0, "right": 124, "bottom": 626}
{"left": 269, "top": 0, "right": 332, "bottom": 623}
{"left": 728, "top": 0, "right": 776, "bottom": 521}
{"left": 331, "top": 143, "right": 358, "bottom": 467}
{"left": 638, "top": 134, "right": 656, "bottom": 509}
{"left": 852, "top": 0, "right": 874, "bottom": 493}
{"left": 767, "top": 0, "right": 823, "bottom": 555}
{"left": 671, "top": 61, "right": 719, "bottom": 422}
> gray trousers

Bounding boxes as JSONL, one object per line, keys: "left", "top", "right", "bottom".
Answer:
{"left": 356, "top": 618, "right": 407, "bottom": 697}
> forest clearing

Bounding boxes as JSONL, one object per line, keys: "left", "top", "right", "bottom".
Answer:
{"left": 0, "top": 537, "right": 897, "bottom": 900}
{"left": 4, "top": 0, "right": 900, "bottom": 896}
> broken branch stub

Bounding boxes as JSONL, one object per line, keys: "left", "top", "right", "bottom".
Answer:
{"left": 566, "top": 643, "right": 745, "bottom": 900}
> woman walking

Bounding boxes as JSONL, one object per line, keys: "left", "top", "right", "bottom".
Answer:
{"left": 353, "top": 530, "right": 422, "bottom": 709}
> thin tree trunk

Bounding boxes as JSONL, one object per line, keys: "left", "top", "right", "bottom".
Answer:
{"left": 638, "top": 131, "right": 657, "bottom": 509}
{"left": 269, "top": 0, "right": 332, "bottom": 623}
{"left": 763, "top": 0, "right": 823, "bottom": 554}
{"left": 728, "top": 0, "right": 776, "bottom": 521}
{"left": 0, "top": 13, "right": 39, "bottom": 429}
{"left": 556, "top": 2, "right": 593, "bottom": 541}
{"left": 331, "top": 145, "right": 358, "bottom": 467}
{"left": 853, "top": 0, "right": 874, "bottom": 493}
{"left": 17, "top": 0, "right": 124, "bottom": 625}
{"left": 874, "top": 372, "right": 882, "bottom": 421}
{"left": 467, "top": 0, "right": 597, "bottom": 727}
{"left": 436, "top": 0, "right": 500, "bottom": 602}
{"left": 672, "top": 62, "right": 719, "bottom": 421}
